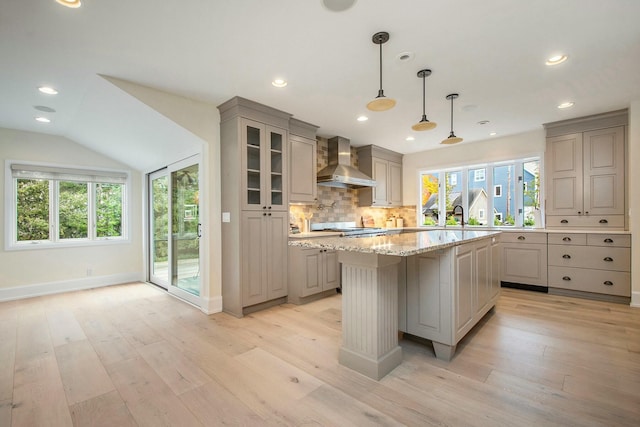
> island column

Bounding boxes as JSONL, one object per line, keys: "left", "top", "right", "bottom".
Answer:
{"left": 338, "top": 251, "right": 403, "bottom": 380}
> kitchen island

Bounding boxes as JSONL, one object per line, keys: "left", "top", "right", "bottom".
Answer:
{"left": 289, "top": 229, "right": 501, "bottom": 380}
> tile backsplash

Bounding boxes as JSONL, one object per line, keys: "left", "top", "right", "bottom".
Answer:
{"left": 289, "top": 137, "right": 417, "bottom": 228}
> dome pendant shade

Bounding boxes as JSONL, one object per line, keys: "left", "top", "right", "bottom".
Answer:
{"left": 441, "top": 93, "right": 463, "bottom": 144}
{"left": 367, "top": 32, "right": 396, "bottom": 112}
{"left": 412, "top": 69, "right": 436, "bottom": 131}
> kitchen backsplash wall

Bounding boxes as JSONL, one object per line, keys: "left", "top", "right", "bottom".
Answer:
{"left": 289, "top": 137, "right": 417, "bottom": 228}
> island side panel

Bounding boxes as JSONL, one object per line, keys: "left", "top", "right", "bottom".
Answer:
{"left": 338, "top": 251, "right": 403, "bottom": 380}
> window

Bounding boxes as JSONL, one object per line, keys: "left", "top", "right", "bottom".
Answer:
{"left": 7, "top": 162, "right": 128, "bottom": 248}
{"left": 419, "top": 157, "right": 540, "bottom": 228}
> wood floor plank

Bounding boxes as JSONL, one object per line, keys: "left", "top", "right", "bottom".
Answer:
{"left": 54, "top": 340, "right": 115, "bottom": 405}
{"left": 0, "top": 399, "right": 11, "bottom": 427}
{"left": 69, "top": 390, "right": 137, "bottom": 427}
{"left": 46, "top": 309, "right": 87, "bottom": 347}
{"left": 0, "top": 316, "right": 17, "bottom": 402}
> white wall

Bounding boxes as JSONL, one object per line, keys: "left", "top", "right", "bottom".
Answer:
{"left": 0, "top": 128, "right": 143, "bottom": 298}
{"left": 402, "top": 129, "right": 546, "bottom": 205}
{"left": 628, "top": 100, "right": 640, "bottom": 307}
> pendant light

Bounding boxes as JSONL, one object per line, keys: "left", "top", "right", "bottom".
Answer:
{"left": 412, "top": 69, "right": 436, "bottom": 131}
{"left": 366, "top": 32, "right": 396, "bottom": 111}
{"left": 441, "top": 93, "right": 463, "bottom": 144}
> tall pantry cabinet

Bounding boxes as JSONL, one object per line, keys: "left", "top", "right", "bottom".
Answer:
{"left": 218, "top": 97, "right": 292, "bottom": 316}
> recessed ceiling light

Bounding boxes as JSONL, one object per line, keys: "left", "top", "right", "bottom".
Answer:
{"left": 321, "top": 0, "right": 357, "bottom": 12}
{"left": 396, "top": 51, "right": 415, "bottom": 62}
{"left": 35, "top": 116, "right": 51, "bottom": 123}
{"left": 38, "top": 86, "right": 58, "bottom": 95}
{"left": 489, "top": 132, "right": 497, "bottom": 136}
{"left": 272, "top": 79, "right": 287, "bottom": 88}
{"left": 557, "top": 101, "right": 574, "bottom": 109}
{"left": 357, "top": 115, "right": 368, "bottom": 122}
{"left": 477, "top": 120, "right": 490, "bottom": 125}
{"left": 546, "top": 54, "right": 568, "bottom": 66}
{"left": 34, "top": 105, "right": 56, "bottom": 113}
{"left": 405, "top": 136, "right": 415, "bottom": 141}
{"left": 56, "top": 0, "right": 81, "bottom": 8}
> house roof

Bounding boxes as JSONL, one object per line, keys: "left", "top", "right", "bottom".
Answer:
{"left": 1, "top": 1, "right": 639, "bottom": 170}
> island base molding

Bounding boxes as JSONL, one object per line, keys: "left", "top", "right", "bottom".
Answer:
{"left": 338, "top": 251, "right": 403, "bottom": 380}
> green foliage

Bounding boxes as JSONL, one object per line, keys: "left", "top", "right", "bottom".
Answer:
{"left": 446, "top": 215, "right": 458, "bottom": 226}
{"left": 423, "top": 217, "right": 436, "bottom": 226}
{"left": 96, "top": 183, "right": 122, "bottom": 237}
{"left": 505, "top": 214, "right": 515, "bottom": 225}
{"left": 494, "top": 217, "right": 501, "bottom": 226}
{"left": 467, "top": 216, "right": 480, "bottom": 225}
{"left": 16, "top": 179, "right": 49, "bottom": 241}
{"left": 59, "top": 181, "right": 88, "bottom": 239}
{"left": 524, "top": 215, "right": 535, "bottom": 227}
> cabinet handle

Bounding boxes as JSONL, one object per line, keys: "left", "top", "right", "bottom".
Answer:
{"left": 585, "top": 211, "right": 589, "bottom": 215}
{"left": 603, "top": 257, "right": 613, "bottom": 262}
{"left": 562, "top": 237, "right": 571, "bottom": 242}
{"left": 561, "top": 219, "right": 569, "bottom": 224}
{"left": 599, "top": 219, "right": 608, "bottom": 224}
{"left": 578, "top": 211, "right": 582, "bottom": 215}
{"left": 262, "top": 206, "right": 267, "bottom": 210}
{"left": 268, "top": 213, "right": 272, "bottom": 216}
{"left": 604, "top": 238, "right": 614, "bottom": 243}
{"left": 562, "top": 254, "right": 571, "bottom": 259}
{"left": 517, "top": 236, "right": 525, "bottom": 240}
{"left": 603, "top": 281, "right": 614, "bottom": 286}
{"left": 562, "top": 276, "right": 571, "bottom": 281}
{"left": 263, "top": 213, "right": 267, "bottom": 216}
{"left": 268, "top": 206, "right": 272, "bottom": 209}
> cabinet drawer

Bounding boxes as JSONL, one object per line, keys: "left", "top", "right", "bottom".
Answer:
{"left": 547, "top": 233, "right": 586, "bottom": 246}
{"left": 587, "top": 233, "right": 631, "bottom": 248}
{"left": 548, "top": 266, "right": 630, "bottom": 297}
{"left": 548, "top": 245, "right": 630, "bottom": 271}
{"left": 546, "top": 215, "right": 625, "bottom": 229}
{"left": 499, "top": 232, "right": 547, "bottom": 244}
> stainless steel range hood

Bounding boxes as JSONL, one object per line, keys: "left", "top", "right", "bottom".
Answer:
{"left": 317, "top": 136, "right": 376, "bottom": 188}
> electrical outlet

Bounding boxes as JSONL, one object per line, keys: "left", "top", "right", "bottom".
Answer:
{"left": 86, "top": 268, "right": 92, "bottom": 276}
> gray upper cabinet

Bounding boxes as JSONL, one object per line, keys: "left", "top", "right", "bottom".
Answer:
{"left": 288, "top": 118, "right": 319, "bottom": 204}
{"left": 357, "top": 145, "right": 403, "bottom": 207}
{"left": 544, "top": 110, "right": 627, "bottom": 229}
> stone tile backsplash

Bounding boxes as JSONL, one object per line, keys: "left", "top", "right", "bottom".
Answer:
{"left": 289, "top": 137, "right": 417, "bottom": 229}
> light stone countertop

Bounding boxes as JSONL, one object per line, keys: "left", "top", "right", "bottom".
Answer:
{"left": 288, "top": 230, "right": 501, "bottom": 257}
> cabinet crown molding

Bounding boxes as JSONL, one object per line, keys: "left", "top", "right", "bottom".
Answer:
{"left": 543, "top": 109, "right": 628, "bottom": 137}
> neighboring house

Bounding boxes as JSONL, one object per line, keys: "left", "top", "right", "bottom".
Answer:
{"left": 422, "top": 188, "right": 489, "bottom": 225}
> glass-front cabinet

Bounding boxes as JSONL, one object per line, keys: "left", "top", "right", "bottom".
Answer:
{"left": 241, "top": 118, "right": 287, "bottom": 211}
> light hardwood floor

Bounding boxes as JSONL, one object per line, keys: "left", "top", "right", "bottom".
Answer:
{"left": 0, "top": 283, "right": 639, "bottom": 426}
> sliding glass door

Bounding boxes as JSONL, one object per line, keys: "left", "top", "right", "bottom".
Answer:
{"left": 148, "top": 155, "right": 201, "bottom": 306}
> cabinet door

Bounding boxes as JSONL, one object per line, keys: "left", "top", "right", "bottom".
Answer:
{"left": 454, "top": 244, "right": 475, "bottom": 338}
{"left": 299, "top": 249, "right": 323, "bottom": 297}
{"left": 501, "top": 243, "right": 548, "bottom": 286}
{"left": 583, "top": 127, "right": 624, "bottom": 216}
{"left": 242, "top": 212, "right": 268, "bottom": 306}
{"left": 475, "top": 240, "right": 491, "bottom": 315}
{"left": 546, "top": 133, "right": 583, "bottom": 215}
{"left": 323, "top": 250, "right": 340, "bottom": 291}
{"left": 266, "top": 211, "right": 289, "bottom": 300}
{"left": 372, "top": 158, "right": 389, "bottom": 206}
{"left": 389, "top": 161, "right": 403, "bottom": 206}
{"left": 289, "top": 135, "right": 317, "bottom": 203}
{"left": 266, "top": 125, "right": 288, "bottom": 211}
{"left": 241, "top": 119, "right": 266, "bottom": 211}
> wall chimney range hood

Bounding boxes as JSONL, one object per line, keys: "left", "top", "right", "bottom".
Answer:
{"left": 317, "top": 136, "right": 376, "bottom": 188}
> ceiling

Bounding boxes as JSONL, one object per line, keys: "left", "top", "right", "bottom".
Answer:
{"left": 2, "top": 0, "right": 640, "bottom": 171}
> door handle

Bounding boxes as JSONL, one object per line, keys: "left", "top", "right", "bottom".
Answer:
{"left": 562, "top": 276, "right": 571, "bottom": 281}
{"left": 599, "top": 219, "right": 608, "bottom": 224}
{"left": 197, "top": 223, "right": 202, "bottom": 238}
{"left": 603, "top": 257, "right": 613, "bottom": 262}
{"left": 603, "top": 281, "right": 613, "bottom": 286}
{"left": 562, "top": 254, "right": 571, "bottom": 259}
{"left": 561, "top": 219, "right": 569, "bottom": 224}
{"left": 604, "top": 238, "right": 613, "bottom": 243}
{"left": 562, "top": 237, "right": 571, "bottom": 242}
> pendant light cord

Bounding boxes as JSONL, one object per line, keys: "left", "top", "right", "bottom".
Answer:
{"left": 450, "top": 96, "right": 454, "bottom": 132}
{"left": 422, "top": 74, "right": 426, "bottom": 116}
{"left": 378, "top": 42, "right": 383, "bottom": 92}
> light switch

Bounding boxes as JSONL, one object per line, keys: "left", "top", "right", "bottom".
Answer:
{"left": 222, "top": 212, "right": 231, "bottom": 223}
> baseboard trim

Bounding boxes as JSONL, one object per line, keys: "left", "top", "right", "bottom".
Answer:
{"left": 631, "top": 291, "right": 640, "bottom": 308}
{"left": 0, "top": 273, "right": 143, "bottom": 302}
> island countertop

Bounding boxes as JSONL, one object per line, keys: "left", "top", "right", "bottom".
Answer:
{"left": 288, "top": 229, "right": 501, "bottom": 257}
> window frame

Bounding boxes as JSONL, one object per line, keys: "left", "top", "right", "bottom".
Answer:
{"left": 494, "top": 184, "right": 503, "bottom": 197}
{"left": 474, "top": 168, "right": 486, "bottom": 182}
{"left": 417, "top": 156, "right": 542, "bottom": 229}
{"left": 5, "top": 160, "right": 130, "bottom": 250}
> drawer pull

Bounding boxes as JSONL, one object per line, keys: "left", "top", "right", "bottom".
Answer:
{"left": 517, "top": 236, "right": 526, "bottom": 241}
{"left": 562, "top": 237, "right": 571, "bottom": 242}
{"left": 599, "top": 219, "right": 608, "bottom": 224}
{"left": 562, "top": 276, "right": 571, "bottom": 281}
{"left": 562, "top": 254, "right": 571, "bottom": 259}
{"left": 603, "top": 281, "right": 614, "bottom": 286}
{"left": 604, "top": 238, "right": 614, "bottom": 243}
{"left": 603, "top": 257, "right": 613, "bottom": 262}
{"left": 561, "top": 219, "right": 569, "bottom": 224}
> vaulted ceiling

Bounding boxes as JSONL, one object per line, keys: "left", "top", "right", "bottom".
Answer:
{"left": 1, "top": 0, "right": 639, "bottom": 171}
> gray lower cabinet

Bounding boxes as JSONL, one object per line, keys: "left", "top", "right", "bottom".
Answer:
{"left": 288, "top": 245, "right": 339, "bottom": 304}
{"left": 242, "top": 211, "right": 289, "bottom": 307}
{"left": 403, "top": 236, "right": 499, "bottom": 360}
{"left": 548, "top": 232, "right": 631, "bottom": 300}
{"left": 500, "top": 231, "right": 548, "bottom": 287}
